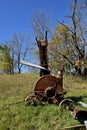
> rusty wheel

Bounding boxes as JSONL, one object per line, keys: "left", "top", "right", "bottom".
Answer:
{"left": 34, "top": 75, "right": 65, "bottom": 103}
{"left": 59, "top": 98, "right": 75, "bottom": 110}
{"left": 24, "top": 95, "right": 37, "bottom": 105}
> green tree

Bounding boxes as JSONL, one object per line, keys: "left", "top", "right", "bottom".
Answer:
{"left": 0, "top": 45, "right": 13, "bottom": 74}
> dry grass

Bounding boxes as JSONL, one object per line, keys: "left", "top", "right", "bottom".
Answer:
{"left": 0, "top": 73, "right": 87, "bottom": 130}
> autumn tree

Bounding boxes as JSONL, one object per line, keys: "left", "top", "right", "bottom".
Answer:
{"left": 49, "top": 0, "right": 87, "bottom": 76}
{"left": 49, "top": 25, "right": 73, "bottom": 73}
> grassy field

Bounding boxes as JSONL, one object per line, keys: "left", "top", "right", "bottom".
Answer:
{"left": 0, "top": 73, "right": 87, "bottom": 130}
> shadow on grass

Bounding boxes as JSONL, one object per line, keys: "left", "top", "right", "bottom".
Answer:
{"left": 67, "top": 95, "right": 87, "bottom": 104}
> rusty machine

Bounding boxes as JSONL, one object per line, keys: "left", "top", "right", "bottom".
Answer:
{"left": 24, "top": 31, "right": 68, "bottom": 106}
{"left": 22, "top": 31, "right": 87, "bottom": 128}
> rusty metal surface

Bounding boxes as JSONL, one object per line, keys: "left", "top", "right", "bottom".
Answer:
{"left": 34, "top": 75, "right": 65, "bottom": 101}
{"left": 59, "top": 98, "right": 75, "bottom": 110}
{"left": 24, "top": 95, "right": 37, "bottom": 105}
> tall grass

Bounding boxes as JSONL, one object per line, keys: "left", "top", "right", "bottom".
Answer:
{"left": 0, "top": 73, "right": 87, "bottom": 130}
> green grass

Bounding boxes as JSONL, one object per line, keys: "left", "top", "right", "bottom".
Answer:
{"left": 0, "top": 73, "right": 87, "bottom": 130}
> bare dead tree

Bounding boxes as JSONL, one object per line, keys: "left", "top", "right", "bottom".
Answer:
{"left": 9, "top": 33, "right": 29, "bottom": 74}
{"left": 30, "top": 10, "right": 51, "bottom": 40}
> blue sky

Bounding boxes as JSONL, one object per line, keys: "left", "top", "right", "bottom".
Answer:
{"left": 0, "top": 0, "right": 72, "bottom": 42}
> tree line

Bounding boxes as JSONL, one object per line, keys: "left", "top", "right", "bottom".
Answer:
{"left": 0, "top": 0, "right": 87, "bottom": 76}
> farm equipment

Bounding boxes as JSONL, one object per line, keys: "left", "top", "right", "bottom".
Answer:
{"left": 24, "top": 71, "right": 69, "bottom": 106}
{"left": 24, "top": 71, "right": 87, "bottom": 129}
{"left": 21, "top": 31, "right": 87, "bottom": 129}
{"left": 22, "top": 32, "right": 73, "bottom": 106}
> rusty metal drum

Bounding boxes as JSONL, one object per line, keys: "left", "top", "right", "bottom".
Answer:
{"left": 34, "top": 75, "right": 65, "bottom": 102}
